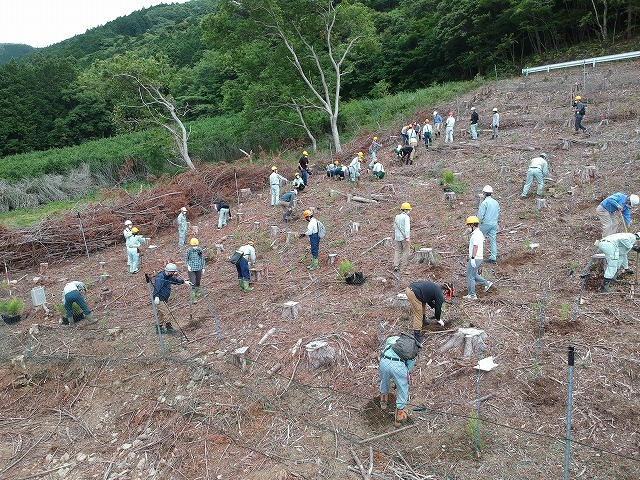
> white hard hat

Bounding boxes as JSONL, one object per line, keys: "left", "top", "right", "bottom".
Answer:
{"left": 124, "top": 220, "right": 132, "bottom": 226}
{"left": 470, "top": 107, "right": 476, "bottom": 110}
{"left": 492, "top": 108, "right": 498, "bottom": 112}
{"left": 165, "top": 263, "right": 178, "bottom": 272}
{"left": 180, "top": 206, "right": 187, "bottom": 212}
{"left": 482, "top": 185, "right": 493, "bottom": 194}
{"left": 540, "top": 152, "right": 548, "bottom": 159}
{"left": 630, "top": 194, "right": 639, "bottom": 206}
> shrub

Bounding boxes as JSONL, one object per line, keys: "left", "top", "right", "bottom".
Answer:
{"left": 338, "top": 259, "right": 355, "bottom": 278}
{"left": 1, "top": 297, "right": 25, "bottom": 316}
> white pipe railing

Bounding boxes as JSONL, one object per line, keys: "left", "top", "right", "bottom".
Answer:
{"left": 522, "top": 51, "right": 640, "bottom": 75}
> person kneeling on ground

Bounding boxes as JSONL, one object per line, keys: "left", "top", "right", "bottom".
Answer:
{"left": 595, "top": 232, "right": 640, "bottom": 292}
{"left": 372, "top": 159, "right": 385, "bottom": 179}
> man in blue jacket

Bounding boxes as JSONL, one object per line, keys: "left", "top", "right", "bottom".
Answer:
{"left": 595, "top": 192, "right": 639, "bottom": 237}
{"left": 153, "top": 263, "right": 190, "bottom": 333}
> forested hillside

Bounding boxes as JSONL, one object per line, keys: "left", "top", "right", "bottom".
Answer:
{"left": 0, "top": 0, "right": 638, "bottom": 163}
{"left": 0, "top": 44, "right": 35, "bottom": 65}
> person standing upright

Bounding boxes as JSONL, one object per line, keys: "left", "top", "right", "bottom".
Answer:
{"left": 300, "top": 210, "right": 320, "bottom": 270}
{"left": 470, "top": 107, "right": 479, "bottom": 140}
{"left": 433, "top": 110, "right": 443, "bottom": 138}
{"left": 298, "top": 151, "right": 309, "bottom": 185}
{"left": 445, "top": 112, "right": 455, "bottom": 144}
{"left": 463, "top": 216, "right": 492, "bottom": 300}
{"left": 177, "top": 207, "right": 188, "bottom": 247}
{"left": 348, "top": 152, "right": 364, "bottom": 183}
{"left": 153, "top": 263, "right": 190, "bottom": 333}
{"left": 595, "top": 192, "right": 639, "bottom": 237}
{"left": 269, "top": 166, "right": 289, "bottom": 207}
{"left": 573, "top": 95, "right": 589, "bottom": 135}
{"left": 123, "top": 219, "right": 133, "bottom": 266}
{"left": 521, "top": 153, "right": 549, "bottom": 198}
{"left": 126, "top": 227, "right": 145, "bottom": 274}
{"left": 401, "top": 124, "right": 409, "bottom": 145}
{"left": 185, "top": 237, "right": 206, "bottom": 302}
{"left": 369, "top": 136, "right": 382, "bottom": 166}
{"left": 477, "top": 185, "right": 500, "bottom": 264}
{"left": 491, "top": 108, "right": 500, "bottom": 139}
{"left": 215, "top": 199, "right": 230, "bottom": 230}
{"left": 422, "top": 119, "right": 433, "bottom": 148}
{"left": 393, "top": 203, "right": 412, "bottom": 273}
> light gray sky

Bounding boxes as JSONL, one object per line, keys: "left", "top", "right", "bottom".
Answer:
{"left": 1, "top": 1, "right": 192, "bottom": 48}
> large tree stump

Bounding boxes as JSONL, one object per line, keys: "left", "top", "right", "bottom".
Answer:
{"left": 282, "top": 301, "right": 301, "bottom": 319}
{"left": 240, "top": 188, "right": 252, "bottom": 201}
{"left": 444, "top": 192, "right": 456, "bottom": 201}
{"left": 393, "top": 293, "right": 410, "bottom": 308}
{"left": 270, "top": 225, "right": 279, "bottom": 237}
{"left": 305, "top": 340, "right": 337, "bottom": 370}
{"left": 581, "top": 165, "right": 597, "bottom": 183}
{"left": 250, "top": 265, "right": 265, "bottom": 283}
{"left": 327, "top": 253, "right": 338, "bottom": 265}
{"left": 232, "top": 346, "right": 250, "bottom": 371}
{"left": 415, "top": 248, "right": 436, "bottom": 265}
{"left": 439, "top": 327, "right": 487, "bottom": 359}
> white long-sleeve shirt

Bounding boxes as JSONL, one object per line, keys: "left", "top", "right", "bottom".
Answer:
{"left": 446, "top": 115, "right": 456, "bottom": 129}
{"left": 269, "top": 171, "right": 288, "bottom": 186}
{"left": 237, "top": 244, "right": 256, "bottom": 264}
{"left": 373, "top": 162, "right": 385, "bottom": 174}
{"left": 394, "top": 212, "right": 410, "bottom": 241}
{"left": 305, "top": 217, "right": 319, "bottom": 236}
{"left": 63, "top": 281, "right": 86, "bottom": 295}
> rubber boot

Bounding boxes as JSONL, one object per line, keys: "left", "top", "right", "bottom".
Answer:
{"left": 600, "top": 278, "right": 613, "bottom": 293}
{"left": 380, "top": 394, "right": 389, "bottom": 411}
{"left": 307, "top": 258, "right": 319, "bottom": 270}
{"left": 84, "top": 313, "right": 97, "bottom": 325}
{"left": 394, "top": 408, "right": 408, "bottom": 427}
{"left": 242, "top": 280, "right": 253, "bottom": 292}
{"left": 64, "top": 316, "right": 74, "bottom": 326}
{"left": 238, "top": 278, "right": 244, "bottom": 290}
{"left": 413, "top": 330, "right": 423, "bottom": 343}
{"left": 190, "top": 289, "right": 197, "bottom": 304}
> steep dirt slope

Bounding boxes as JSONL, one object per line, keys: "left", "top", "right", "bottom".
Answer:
{"left": 1, "top": 60, "right": 639, "bottom": 479}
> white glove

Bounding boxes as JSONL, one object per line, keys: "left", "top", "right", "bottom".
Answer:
{"left": 470, "top": 258, "right": 477, "bottom": 268}
{"left": 184, "top": 280, "right": 193, "bottom": 286}
{"left": 187, "top": 265, "right": 192, "bottom": 271}
{"left": 202, "top": 269, "right": 205, "bottom": 274}
{"left": 154, "top": 297, "right": 160, "bottom": 305}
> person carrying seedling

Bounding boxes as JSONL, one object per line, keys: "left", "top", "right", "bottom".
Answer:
{"left": 185, "top": 237, "right": 206, "bottom": 302}
{"left": 379, "top": 334, "right": 420, "bottom": 427}
{"left": 62, "top": 281, "right": 96, "bottom": 326}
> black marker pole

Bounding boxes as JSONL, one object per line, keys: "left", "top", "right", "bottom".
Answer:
{"left": 563, "top": 345, "right": 575, "bottom": 480}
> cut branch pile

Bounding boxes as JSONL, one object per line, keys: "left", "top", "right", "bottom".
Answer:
{"left": 0, "top": 164, "right": 269, "bottom": 270}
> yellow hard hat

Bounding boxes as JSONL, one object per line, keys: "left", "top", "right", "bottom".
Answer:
{"left": 357, "top": 152, "right": 364, "bottom": 157}
{"left": 400, "top": 202, "right": 412, "bottom": 211}
{"left": 190, "top": 237, "right": 199, "bottom": 246}
{"left": 302, "top": 151, "right": 308, "bottom": 156}
{"left": 333, "top": 160, "right": 339, "bottom": 165}
{"left": 575, "top": 95, "right": 581, "bottom": 101}
{"left": 303, "top": 210, "right": 313, "bottom": 218}
{"left": 425, "top": 119, "right": 430, "bottom": 123}
{"left": 373, "top": 136, "right": 378, "bottom": 140}
{"left": 466, "top": 215, "right": 480, "bottom": 225}
{"left": 272, "top": 166, "right": 278, "bottom": 171}
{"left": 247, "top": 241, "right": 255, "bottom": 246}
{"left": 131, "top": 227, "right": 139, "bottom": 234}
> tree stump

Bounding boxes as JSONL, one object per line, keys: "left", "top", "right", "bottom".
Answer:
{"left": 240, "top": 188, "right": 252, "bottom": 201}
{"left": 351, "top": 222, "right": 360, "bottom": 233}
{"left": 215, "top": 244, "right": 224, "bottom": 254}
{"left": 192, "top": 225, "right": 199, "bottom": 235}
{"left": 347, "top": 194, "right": 353, "bottom": 203}
{"left": 257, "top": 193, "right": 263, "bottom": 200}
{"left": 439, "top": 327, "right": 487, "bottom": 359}
{"left": 500, "top": 165, "right": 509, "bottom": 174}
{"left": 415, "top": 248, "right": 436, "bottom": 265}
{"left": 382, "top": 237, "right": 392, "bottom": 247}
{"left": 253, "top": 221, "right": 261, "bottom": 231}
{"left": 393, "top": 293, "right": 410, "bottom": 308}
{"left": 286, "top": 231, "right": 298, "bottom": 244}
{"left": 327, "top": 253, "right": 338, "bottom": 265}
{"left": 305, "top": 340, "right": 337, "bottom": 370}
{"left": 232, "top": 346, "right": 250, "bottom": 371}
{"left": 99, "top": 288, "right": 112, "bottom": 302}
{"left": 444, "top": 192, "right": 456, "bottom": 201}
{"left": 581, "top": 165, "right": 597, "bottom": 183}
{"left": 235, "top": 212, "right": 244, "bottom": 224}
{"left": 536, "top": 198, "right": 547, "bottom": 210}
{"left": 250, "top": 265, "right": 265, "bottom": 283}
{"left": 270, "top": 225, "right": 279, "bottom": 237}
{"left": 282, "top": 301, "right": 301, "bottom": 319}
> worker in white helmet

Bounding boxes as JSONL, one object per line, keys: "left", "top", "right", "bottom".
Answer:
{"left": 595, "top": 192, "right": 639, "bottom": 237}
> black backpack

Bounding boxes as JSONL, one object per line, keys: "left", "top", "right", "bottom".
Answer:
{"left": 386, "top": 333, "right": 421, "bottom": 361}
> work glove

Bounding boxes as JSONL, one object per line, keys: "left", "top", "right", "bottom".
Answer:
{"left": 187, "top": 265, "right": 192, "bottom": 272}
{"left": 202, "top": 269, "right": 205, "bottom": 273}
{"left": 154, "top": 297, "right": 160, "bottom": 305}
{"left": 299, "top": 233, "right": 306, "bottom": 238}
{"left": 470, "top": 258, "right": 477, "bottom": 268}
{"left": 594, "top": 239, "right": 601, "bottom": 247}
{"left": 184, "top": 280, "right": 193, "bottom": 286}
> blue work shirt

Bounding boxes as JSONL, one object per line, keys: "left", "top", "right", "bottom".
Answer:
{"left": 153, "top": 271, "right": 184, "bottom": 302}
{"left": 477, "top": 196, "right": 500, "bottom": 226}
{"left": 381, "top": 336, "right": 416, "bottom": 371}
{"left": 601, "top": 193, "right": 631, "bottom": 226}
{"left": 280, "top": 191, "right": 295, "bottom": 203}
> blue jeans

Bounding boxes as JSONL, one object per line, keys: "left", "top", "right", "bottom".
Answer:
{"left": 301, "top": 169, "right": 308, "bottom": 185}
{"left": 178, "top": 228, "right": 186, "bottom": 246}
{"left": 310, "top": 233, "right": 319, "bottom": 259}
{"left": 479, "top": 224, "right": 497, "bottom": 261}
{"left": 127, "top": 247, "right": 139, "bottom": 273}
{"left": 522, "top": 167, "right": 544, "bottom": 196}
{"left": 236, "top": 256, "right": 250, "bottom": 281}
{"left": 64, "top": 290, "right": 90, "bottom": 319}
{"left": 379, "top": 358, "right": 409, "bottom": 409}
{"left": 466, "top": 258, "right": 488, "bottom": 296}
{"left": 218, "top": 208, "right": 229, "bottom": 229}
{"left": 575, "top": 114, "right": 586, "bottom": 132}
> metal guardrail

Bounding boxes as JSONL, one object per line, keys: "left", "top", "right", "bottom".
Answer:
{"left": 522, "top": 51, "right": 640, "bottom": 75}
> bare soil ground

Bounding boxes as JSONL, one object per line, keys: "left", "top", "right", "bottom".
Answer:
{"left": 1, "top": 61, "right": 640, "bottom": 480}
